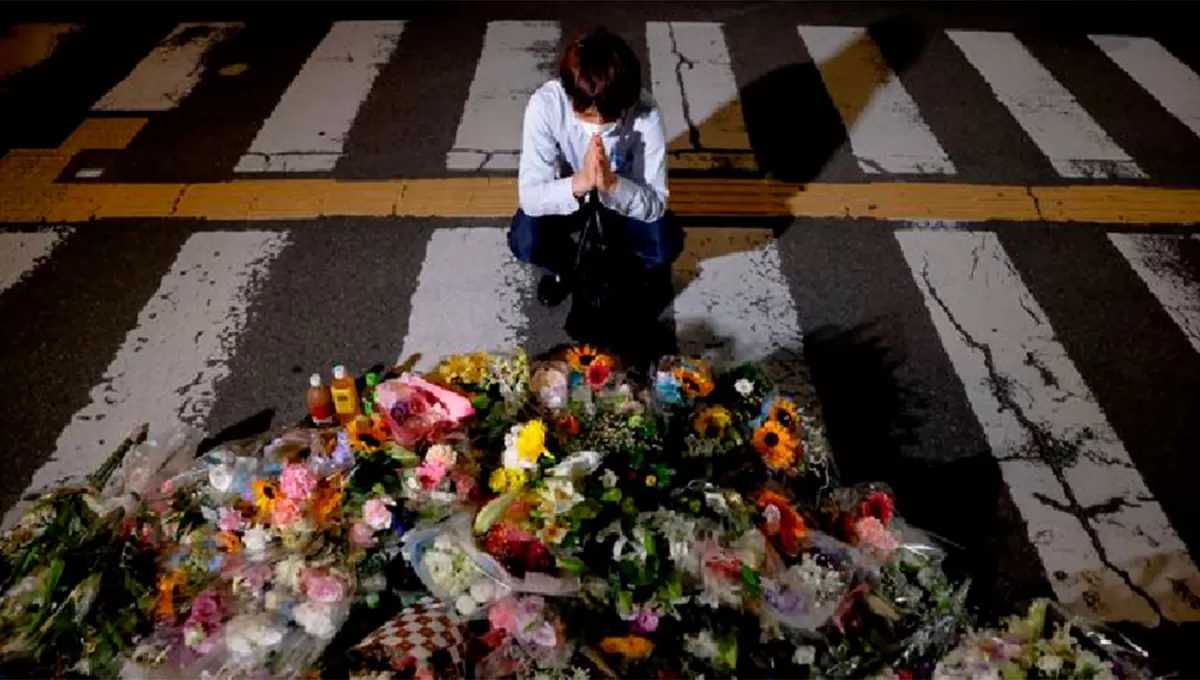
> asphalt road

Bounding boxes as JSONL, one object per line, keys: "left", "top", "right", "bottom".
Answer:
{"left": 2, "top": 2, "right": 1199, "bottom": 672}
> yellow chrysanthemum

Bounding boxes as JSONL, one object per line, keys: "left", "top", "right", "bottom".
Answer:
{"left": 516, "top": 420, "right": 548, "bottom": 464}
{"left": 489, "top": 467, "right": 528, "bottom": 493}
{"left": 433, "top": 352, "right": 492, "bottom": 386}
{"left": 694, "top": 406, "right": 732, "bottom": 438}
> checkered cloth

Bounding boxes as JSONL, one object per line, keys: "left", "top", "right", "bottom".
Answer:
{"left": 352, "top": 596, "right": 466, "bottom": 673}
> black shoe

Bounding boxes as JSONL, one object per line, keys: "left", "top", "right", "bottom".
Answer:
{"left": 537, "top": 273, "right": 571, "bottom": 307}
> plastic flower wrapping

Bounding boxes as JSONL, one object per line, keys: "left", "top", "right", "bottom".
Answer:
{"left": 0, "top": 347, "right": 1160, "bottom": 679}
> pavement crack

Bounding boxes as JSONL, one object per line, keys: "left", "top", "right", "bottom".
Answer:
{"left": 667, "top": 24, "right": 703, "bottom": 151}
{"left": 1026, "top": 185, "right": 1045, "bottom": 220}
{"left": 918, "top": 258, "right": 1163, "bottom": 620}
{"left": 475, "top": 151, "right": 495, "bottom": 172}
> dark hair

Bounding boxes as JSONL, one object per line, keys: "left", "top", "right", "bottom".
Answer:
{"left": 559, "top": 27, "right": 642, "bottom": 122}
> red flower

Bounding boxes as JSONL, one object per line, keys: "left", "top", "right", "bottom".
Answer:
{"left": 859, "top": 491, "right": 895, "bottom": 527}
{"left": 586, "top": 357, "right": 612, "bottom": 388}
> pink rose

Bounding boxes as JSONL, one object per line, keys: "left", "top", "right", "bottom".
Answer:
{"left": 272, "top": 498, "right": 304, "bottom": 526}
{"left": 281, "top": 464, "right": 318, "bottom": 501}
{"left": 417, "top": 460, "right": 448, "bottom": 490}
{"left": 300, "top": 569, "right": 347, "bottom": 604}
{"left": 350, "top": 522, "right": 378, "bottom": 548}
{"left": 363, "top": 497, "right": 394, "bottom": 531}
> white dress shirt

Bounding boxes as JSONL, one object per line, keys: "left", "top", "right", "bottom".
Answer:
{"left": 517, "top": 79, "right": 669, "bottom": 223}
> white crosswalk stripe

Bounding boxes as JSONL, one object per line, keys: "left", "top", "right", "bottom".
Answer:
{"left": 92, "top": 22, "right": 242, "bottom": 112}
{"left": 446, "top": 21, "right": 561, "bottom": 171}
{"left": 896, "top": 229, "right": 1200, "bottom": 625}
{"left": 1, "top": 231, "right": 289, "bottom": 530}
{"left": 1091, "top": 35, "right": 1200, "bottom": 143}
{"left": 0, "top": 229, "right": 69, "bottom": 295}
{"left": 1109, "top": 233, "right": 1200, "bottom": 355}
{"left": 947, "top": 30, "right": 1145, "bottom": 180}
{"left": 397, "top": 227, "right": 534, "bottom": 371}
{"left": 799, "top": 25, "right": 955, "bottom": 175}
{"left": 235, "top": 21, "right": 406, "bottom": 173}
{"left": 646, "top": 22, "right": 756, "bottom": 171}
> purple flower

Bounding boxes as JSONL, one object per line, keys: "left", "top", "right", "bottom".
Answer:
{"left": 765, "top": 585, "right": 805, "bottom": 615}
{"left": 631, "top": 606, "right": 659, "bottom": 634}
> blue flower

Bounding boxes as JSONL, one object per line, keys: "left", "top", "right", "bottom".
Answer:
{"left": 655, "top": 374, "right": 683, "bottom": 406}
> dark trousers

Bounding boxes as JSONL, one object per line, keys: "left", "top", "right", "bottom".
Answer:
{"left": 508, "top": 207, "right": 682, "bottom": 358}
{"left": 507, "top": 207, "right": 683, "bottom": 276}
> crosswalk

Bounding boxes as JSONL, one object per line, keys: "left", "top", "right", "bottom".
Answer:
{"left": 2, "top": 218, "right": 1200, "bottom": 625}
{"left": 4, "top": 19, "right": 1200, "bottom": 182}
{"left": 2, "top": 16, "right": 1200, "bottom": 629}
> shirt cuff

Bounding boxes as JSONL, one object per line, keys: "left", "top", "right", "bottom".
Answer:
{"left": 600, "top": 176, "right": 638, "bottom": 217}
{"left": 547, "top": 177, "right": 578, "bottom": 214}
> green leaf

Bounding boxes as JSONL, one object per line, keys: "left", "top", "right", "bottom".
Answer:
{"left": 865, "top": 593, "right": 902, "bottom": 621}
{"left": 474, "top": 490, "right": 518, "bottom": 534}
{"left": 600, "top": 488, "right": 622, "bottom": 503}
{"left": 741, "top": 565, "right": 761, "bottom": 595}
{"left": 557, "top": 556, "right": 586, "bottom": 574}
{"left": 365, "top": 592, "right": 380, "bottom": 609}
{"left": 570, "top": 499, "right": 601, "bottom": 522}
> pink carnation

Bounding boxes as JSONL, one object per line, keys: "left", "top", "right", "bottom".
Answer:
{"left": 218, "top": 508, "right": 246, "bottom": 532}
{"left": 281, "top": 464, "right": 318, "bottom": 501}
{"left": 272, "top": 498, "right": 304, "bottom": 526}
{"left": 855, "top": 516, "right": 900, "bottom": 557}
{"left": 632, "top": 606, "right": 659, "bottom": 633}
{"left": 488, "top": 597, "right": 519, "bottom": 633}
{"left": 300, "top": 569, "right": 347, "bottom": 604}
{"left": 417, "top": 460, "right": 448, "bottom": 490}
{"left": 350, "top": 522, "right": 378, "bottom": 548}
{"left": 363, "top": 497, "right": 394, "bottom": 530}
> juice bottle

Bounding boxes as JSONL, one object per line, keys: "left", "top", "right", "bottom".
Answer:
{"left": 306, "top": 373, "right": 335, "bottom": 426}
{"left": 361, "top": 372, "right": 380, "bottom": 416}
{"left": 330, "top": 365, "right": 361, "bottom": 425}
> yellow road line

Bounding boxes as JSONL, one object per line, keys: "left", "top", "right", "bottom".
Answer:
{"left": 2, "top": 118, "right": 1200, "bottom": 226}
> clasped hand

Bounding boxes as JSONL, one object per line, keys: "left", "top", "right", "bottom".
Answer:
{"left": 571, "top": 134, "right": 618, "bottom": 197}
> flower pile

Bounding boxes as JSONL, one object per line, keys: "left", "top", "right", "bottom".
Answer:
{"left": 0, "top": 347, "right": 1155, "bottom": 679}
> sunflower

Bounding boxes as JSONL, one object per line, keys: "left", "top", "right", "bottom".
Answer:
{"left": 566, "top": 345, "right": 603, "bottom": 372}
{"left": 251, "top": 480, "right": 280, "bottom": 519}
{"left": 694, "top": 406, "right": 732, "bottom": 438}
{"left": 310, "top": 482, "right": 343, "bottom": 526}
{"left": 600, "top": 635, "right": 655, "bottom": 660}
{"left": 348, "top": 414, "right": 391, "bottom": 453}
{"left": 675, "top": 366, "right": 714, "bottom": 398}
{"left": 766, "top": 397, "right": 801, "bottom": 430}
{"left": 753, "top": 421, "right": 799, "bottom": 470}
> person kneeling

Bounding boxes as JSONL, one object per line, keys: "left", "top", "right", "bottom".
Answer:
{"left": 508, "top": 27, "right": 681, "bottom": 350}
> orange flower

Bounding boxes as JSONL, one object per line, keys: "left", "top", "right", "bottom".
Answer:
{"left": 216, "top": 531, "right": 241, "bottom": 554}
{"left": 157, "top": 570, "right": 186, "bottom": 621}
{"left": 753, "top": 421, "right": 799, "bottom": 470}
{"left": 757, "top": 491, "right": 808, "bottom": 556}
{"left": 766, "top": 397, "right": 801, "bottom": 430}
{"left": 600, "top": 635, "right": 655, "bottom": 660}
{"left": 311, "top": 483, "right": 343, "bottom": 526}
{"left": 675, "top": 365, "right": 714, "bottom": 398}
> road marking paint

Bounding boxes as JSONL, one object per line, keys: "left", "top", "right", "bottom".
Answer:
{"left": 235, "top": 20, "right": 406, "bottom": 173}
{"left": 673, "top": 229, "right": 809, "bottom": 390}
{"left": 75, "top": 167, "right": 104, "bottom": 179}
{"left": 0, "top": 229, "right": 68, "bottom": 294}
{"left": 798, "top": 25, "right": 955, "bottom": 175}
{"left": 897, "top": 229, "right": 1200, "bottom": 624}
{"left": 93, "top": 22, "right": 242, "bottom": 112}
{"left": 446, "top": 21, "right": 560, "bottom": 171}
{"left": 1109, "top": 233, "right": 1200, "bottom": 355}
{"left": 1, "top": 231, "right": 288, "bottom": 529}
{"left": 1091, "top": 35, "right": 1200, "bottom": 143}
{"left": 0, "top": 23, "right": 81, "bottom": 82}
{"left": 647, "top": 22, "right": 756, "bottom": 171}
{"left": 947, "top": 31, "right": 1144, "bottom": 180}
{"left": 397, "top": 227, "right": 532, "bottom": 371}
